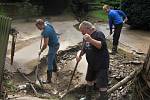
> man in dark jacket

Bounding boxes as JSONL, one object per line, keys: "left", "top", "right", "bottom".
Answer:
{"left": 103, "top": 5, "right": 128, "bottom": 54}
{"left": 76, "top": 21, "right": 109, "bottom": 100}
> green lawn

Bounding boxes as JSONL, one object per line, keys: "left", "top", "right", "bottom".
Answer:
{"left": 88, "top": 10, "right": 108, "bottom": 22}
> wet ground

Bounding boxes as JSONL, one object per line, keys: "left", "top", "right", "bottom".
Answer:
{"left": 4, "top": 15, "right": 150, "bottom": 100}
{"left": 95, "top": 23, "right": 150, "bottom": 53}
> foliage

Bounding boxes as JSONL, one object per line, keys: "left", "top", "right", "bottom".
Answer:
{"left": 3, "top": 80, "right": 17, "bottom": 93}
{"left": 0, "top": 7, "right": 6, "bottom": 16}
{"left": 88, "top": 10, "right": 108, "bottom": 22}
{"left": 122, "top": 0, "right": 150, "bottom": 29}
{"left": 16, "top": 0, "right": 42, "bottom": 21}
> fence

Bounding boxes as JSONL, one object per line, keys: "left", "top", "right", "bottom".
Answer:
{"left": 0, "top": 15, "right": 12, "bottom": 97}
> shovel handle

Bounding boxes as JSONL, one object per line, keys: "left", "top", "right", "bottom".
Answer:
{"left": 67, "top": 61, "right": 79, "bottom": 91}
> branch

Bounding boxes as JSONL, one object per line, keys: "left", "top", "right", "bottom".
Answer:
{"left": 107, "top": 68, "right": 141, "bottom": 94}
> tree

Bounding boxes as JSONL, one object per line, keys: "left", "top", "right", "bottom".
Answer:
{"left": 132, "top": 47, "right": 150, "bottom": 100}
{"left": 122, "top": 0, "right": 150, "bottom": 29}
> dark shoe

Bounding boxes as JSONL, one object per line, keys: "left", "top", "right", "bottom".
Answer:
{"left": 96, "top": 91, "right": 108, "bottom": 100}
{"left": 85, "top": 85, "right": 93, "bottom": 100}
{"left": 79, "top": 96, "right": 91, "bottom": 100}
{"left": 79, "top": 95, "right": 91, "bottom": 100}
{"left": 110, "top": 50, "right": 117, "bottom": 55}
{"left": 110, "top": 45, "right": 118, "bottom": 55}
{"left": 93, "top": 83, "right": 99, "bottom": 91}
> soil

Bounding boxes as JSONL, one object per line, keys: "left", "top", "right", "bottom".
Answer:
{"left": 4, "top": 40, "right": 145, "bottom": 100}
{"left": 2, "top": 15, "right": 149, "bottom": 100}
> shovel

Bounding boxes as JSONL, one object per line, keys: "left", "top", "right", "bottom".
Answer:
{"left": 67, "top": 61, "right": 79, "bottom": 91}
{"left": 59, "top": 61, "right": 79, "bottom": 99}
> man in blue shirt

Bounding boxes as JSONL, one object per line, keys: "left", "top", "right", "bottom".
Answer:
{"left": 103, "top": 5, "right": 128, "bottom": 54}
{"left": 36, "top": 19, "right": 60, "bottom": 83}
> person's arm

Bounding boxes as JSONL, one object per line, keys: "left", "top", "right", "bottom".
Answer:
{"left": 83, "top": 34, "right": 102, "bottom": 49}
{"left": 117, "top": 10, "right": 126, "bottom": 18}
{"left": 117, "top": 10, "right": 128, "bottom": 23}
{"left": 39, "top": 29, "right": 49, "bottom": 56}
{"left": 76, "top": 40, "right": 85, "bottom": 62}
{"left": 108, "top": 15, "right": 113, "bottom": 35}
{"left": 39, "top": 37, "right": 49, "bottom": 55}
{"left": 41, "top": 37, "right": 48, "bottom": 52}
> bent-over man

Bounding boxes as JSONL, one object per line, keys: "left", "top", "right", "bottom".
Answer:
{"left": 103, "top": 5, "right": 128, "bottom": 54}
{"left": 36, "top": 19, "right": 59, "bottom": 83}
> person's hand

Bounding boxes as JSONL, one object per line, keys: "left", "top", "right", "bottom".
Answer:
{"left": 76, "top": 55, "right": 82, "bottom": 62}
{"left": 123, "top": 17, "right": 128, "bottom": 24}
{"left": 110, "top": 31, "right": 113, "bottom": 35}
{"left": 38, "top": 51, "right": 42, "bottom": 57}
{"left": 83, "top": 34, "right": 92, "bottom": 42}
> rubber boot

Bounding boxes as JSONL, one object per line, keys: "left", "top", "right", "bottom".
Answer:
{"left": 96, "top": 91, "right": 108, "bottom": 100}
{"left": 111, "top": 45, "right": 118, "bottom": 55}
{"left": 93, "top": 83, "right": 99, "bottom": 91}
{"left": 47, "top": 70, "right": 52, "bottom": 83}
{"left": 85, "top": 85, "right": 93, "bottom": 100}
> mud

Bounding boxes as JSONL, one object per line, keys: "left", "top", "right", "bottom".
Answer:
{"left": 62, "top": 42, "right": 144, "bottom": 100}
{"left": 3, "top": 15, "right": 149, "bottom": 100}
{"left": 95, "top": 23, "right": 150, "bottom": 54}
{"left": 4, "top": 40, "right": 145, "bottom": 100}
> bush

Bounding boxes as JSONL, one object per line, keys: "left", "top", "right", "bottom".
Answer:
{"left": 16, "top": 0, "right": 43, "bottom": 21}
{"left": 0, "top": 7, "right": 6, "bottom": 16}
{"left": 122, "top": 0, "right": 150, "bottom": 29}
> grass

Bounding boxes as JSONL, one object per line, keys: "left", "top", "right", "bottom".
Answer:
{"left": 3, "top": 80, "right": 17, "bottom": 93}
{"left": 88, "top": 10, "right": 108, "bottom": 22}
{"left": 0, "top": 8, "right": 6, "bottom": 16}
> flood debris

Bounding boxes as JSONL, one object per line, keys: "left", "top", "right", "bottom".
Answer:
{"left": 4, "top": 42, "right": 148, "bottom": 100}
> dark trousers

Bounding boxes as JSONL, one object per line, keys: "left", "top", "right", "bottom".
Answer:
{"left": 113, "top": 23, "right": 123, "bottom": 46}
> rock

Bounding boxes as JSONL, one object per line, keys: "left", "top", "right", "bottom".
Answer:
{"left": 18, "top": 84, "right": 27, "bottom": 90}
{"left": 129, "top": 60, "right": 143, "bottom": 65}
{"left": 51, "top": 89, "right": 58, "bottom": 95}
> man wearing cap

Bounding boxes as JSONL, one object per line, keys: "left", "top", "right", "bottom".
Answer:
{"left": 35, "top": 19, "right": 59, "bottom": 83}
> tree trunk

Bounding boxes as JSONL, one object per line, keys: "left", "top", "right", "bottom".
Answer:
{"left": 132, "top": 46, "right": 150, "bottom": 100}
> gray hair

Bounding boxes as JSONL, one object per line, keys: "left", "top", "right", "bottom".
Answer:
{"left": 79, "top": 21, "right": 95, "bottom": 30}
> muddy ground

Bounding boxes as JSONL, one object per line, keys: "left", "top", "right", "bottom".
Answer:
{"left": 2, "top": 15, "right": 149, "bottom": 100}
{"left": 4, "top": 40, "right": 145, "bottom": 100}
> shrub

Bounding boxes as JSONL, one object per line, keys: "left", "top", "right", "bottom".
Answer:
{"left": 16, "top": 0, "right": 42, "bottom": 21}
{"left": 122, "top": 0, "right": 150, "bottom": 29}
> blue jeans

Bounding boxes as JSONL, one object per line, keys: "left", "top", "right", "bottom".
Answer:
{"left": 48, "top": 44, "right": 59, "bottom": 71}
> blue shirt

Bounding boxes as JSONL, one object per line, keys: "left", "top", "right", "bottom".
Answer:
{"left": 41, "top": 21, "right": 59, "bottom": 46}
{"left": 108, "top": 9, "right": 127, "bottom": 32}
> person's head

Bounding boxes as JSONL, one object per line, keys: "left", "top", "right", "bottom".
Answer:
{"left": 35, "top": 19, "right": 45, "bottom": 30}
{"left": 103, "top": 5, "right": 110, "bottom": 13}
{"left": 79, "top": 21, "right": 96, "bottom": 35}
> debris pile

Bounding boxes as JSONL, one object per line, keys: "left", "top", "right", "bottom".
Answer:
{"left": 4, "top": 43, "right": 146, "bottom": 100}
